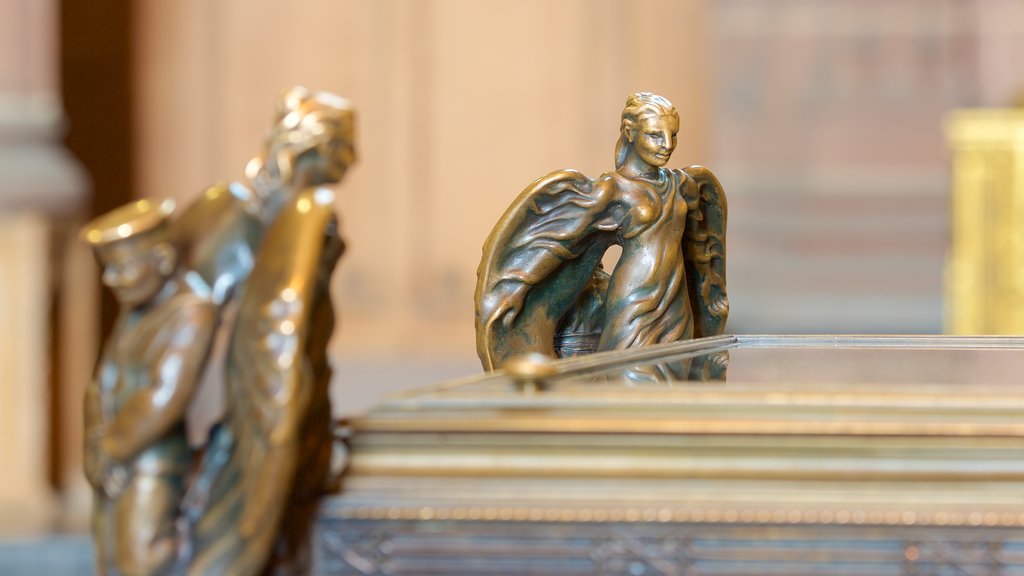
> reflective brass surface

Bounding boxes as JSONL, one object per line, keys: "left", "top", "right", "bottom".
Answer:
{"left": 83, "top": 87, "right": 355, "bottom": 575}
{"left": 475, "top": 93, "right": 727, "bottom": 371}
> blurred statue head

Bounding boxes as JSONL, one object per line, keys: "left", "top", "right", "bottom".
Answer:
{"left": 615, "top": 92, "right": 680, "bottom": 170}
{"left": 248, "top": 86, "right": 357, "bottom": 197}
{"left": 82, "top": 198, "right": 178, "bottom": 308}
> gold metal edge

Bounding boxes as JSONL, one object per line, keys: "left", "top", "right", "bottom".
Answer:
{"left": 323, "top": 503, "right": 1024, "bottom": 529}
{"left": 347, "top": 417, "right": 1024, "bottom": 437}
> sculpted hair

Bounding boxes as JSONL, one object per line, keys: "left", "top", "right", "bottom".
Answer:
{"left": 261, "top": 86, "right": 357, "bottom": 185}
{"left": 614, "top": 92, "right": 678, "bottom": 169}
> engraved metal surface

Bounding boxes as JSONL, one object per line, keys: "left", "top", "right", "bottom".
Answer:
{"left": 314, "top": 519, "right": 1024, "bottom": 576}
{"left": 318, "top": 335, "right": 1024, "bottom": 574}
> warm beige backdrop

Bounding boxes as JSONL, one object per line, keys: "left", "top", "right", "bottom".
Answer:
{"left": 135, "top": 0, "right": 711, "bottom": 359}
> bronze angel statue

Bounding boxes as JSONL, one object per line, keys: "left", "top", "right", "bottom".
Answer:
{"left": 182, "top": 86, "right": 352, "bottom": 576}
{"left": 82, "top": 87, "right": 355, "bottom": 576}
{"left": 475, "top": 92, "right": 728, "bottom": 371}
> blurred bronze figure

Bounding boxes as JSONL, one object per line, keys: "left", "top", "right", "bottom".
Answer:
{"left": 475, "top": 92, "right": 728, "bottom": 370}
{"left": 83, "top": 87, "right": 356, "bottom": 575}
{"left": 186, "top": 86, "right": 352, "bottom": 576}
{"left": 83, "top": 199, "right": 218, "bottom": 576}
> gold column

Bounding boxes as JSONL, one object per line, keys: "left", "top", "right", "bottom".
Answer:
{"left": 945, "top": 110, "right": 1024, "bottom": 334}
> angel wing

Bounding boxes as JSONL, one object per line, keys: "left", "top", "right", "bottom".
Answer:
{"left": 188, "top": 188, "right": 340, "bottom": 575}
{"left": 682, "top": 165, "right": 729, "bottom": 338}
{"left": 475, "top": 170, "right": 625, "bottom": 370}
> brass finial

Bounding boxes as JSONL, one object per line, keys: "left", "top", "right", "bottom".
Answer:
{"left": 503, "top": 353, "right": 559, "bottom": 393}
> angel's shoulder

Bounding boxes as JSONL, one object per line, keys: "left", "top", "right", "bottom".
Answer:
{"left": 596, "top": 170, "right": 626, "bottom": 185}
{"left": 592, "top": 171, "right": 630, "bottom": 199}
{"left": 526, "top": 169, "right": 592, "bottom": 193}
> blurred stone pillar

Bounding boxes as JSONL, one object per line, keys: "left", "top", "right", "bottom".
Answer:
{"left": 0, "top": 0, "right": 89, "bottom": 533}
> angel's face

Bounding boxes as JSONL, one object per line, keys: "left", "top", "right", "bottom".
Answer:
{"left": 634, "top": 114, "right": 678, "bottom": 168}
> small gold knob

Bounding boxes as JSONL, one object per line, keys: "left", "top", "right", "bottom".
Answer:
{"left": 503, "top": 353, "right": 558, "bottom": 393}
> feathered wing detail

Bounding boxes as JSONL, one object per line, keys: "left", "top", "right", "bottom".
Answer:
{"left": 682, "top": 165, "right": 729, "bottom": 338}
{"left": 475, "top": 170, "right": 622, "bottom": 370}
{"left": 188, "top": 188, "right": 339, "bottom": 576}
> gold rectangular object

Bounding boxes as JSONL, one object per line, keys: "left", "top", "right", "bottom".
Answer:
{"left": 946, "top": 110, "right": 1024, "bottom": 334}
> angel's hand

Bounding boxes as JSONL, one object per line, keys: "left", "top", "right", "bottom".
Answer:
{"left": 489, "top": 285, "right": 528, "bottom": 328}
{"left": 708, "top": 295, "right": 729, "bottom": 319}
{"left": 85, "top": 429, "right": 131, "bottom": 498}
{"left": 101, "top": 463, "right": 131, "bottom": 499}
{"left": 85, "top": 444, "right": 127, "bottom": 497}
{"left": 701, "top": 278, "right": 729, "bottom": 319}
{"left": 504, "top": 291, "right": 528, "bottom": 325}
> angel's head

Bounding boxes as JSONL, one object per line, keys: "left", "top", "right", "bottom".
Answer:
{"left": 615, "top": 92, "right": 679, "bottom": 170}
{"left": 251, "top": 86, "right": 357, "bottom": 192}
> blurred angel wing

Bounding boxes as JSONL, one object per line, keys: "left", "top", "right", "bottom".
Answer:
{"left": 188, "top": 188, "right": 339, "bottom": 576}
{"left": 682, "top": 165, "right": 729, "bottom": 338}
{"left": 475, "top": 169, "right": 623, "bottom": 370}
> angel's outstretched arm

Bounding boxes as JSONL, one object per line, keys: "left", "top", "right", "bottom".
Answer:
{"left": 476, "top": 172, "right": 625, "bottom": 369}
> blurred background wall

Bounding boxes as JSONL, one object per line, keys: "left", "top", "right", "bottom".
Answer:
{"left": 1, "top": 0, "right": 1023, "bottom": 547}
{"left": 127, "top": 0, "right": 1024, "bottom": 422}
